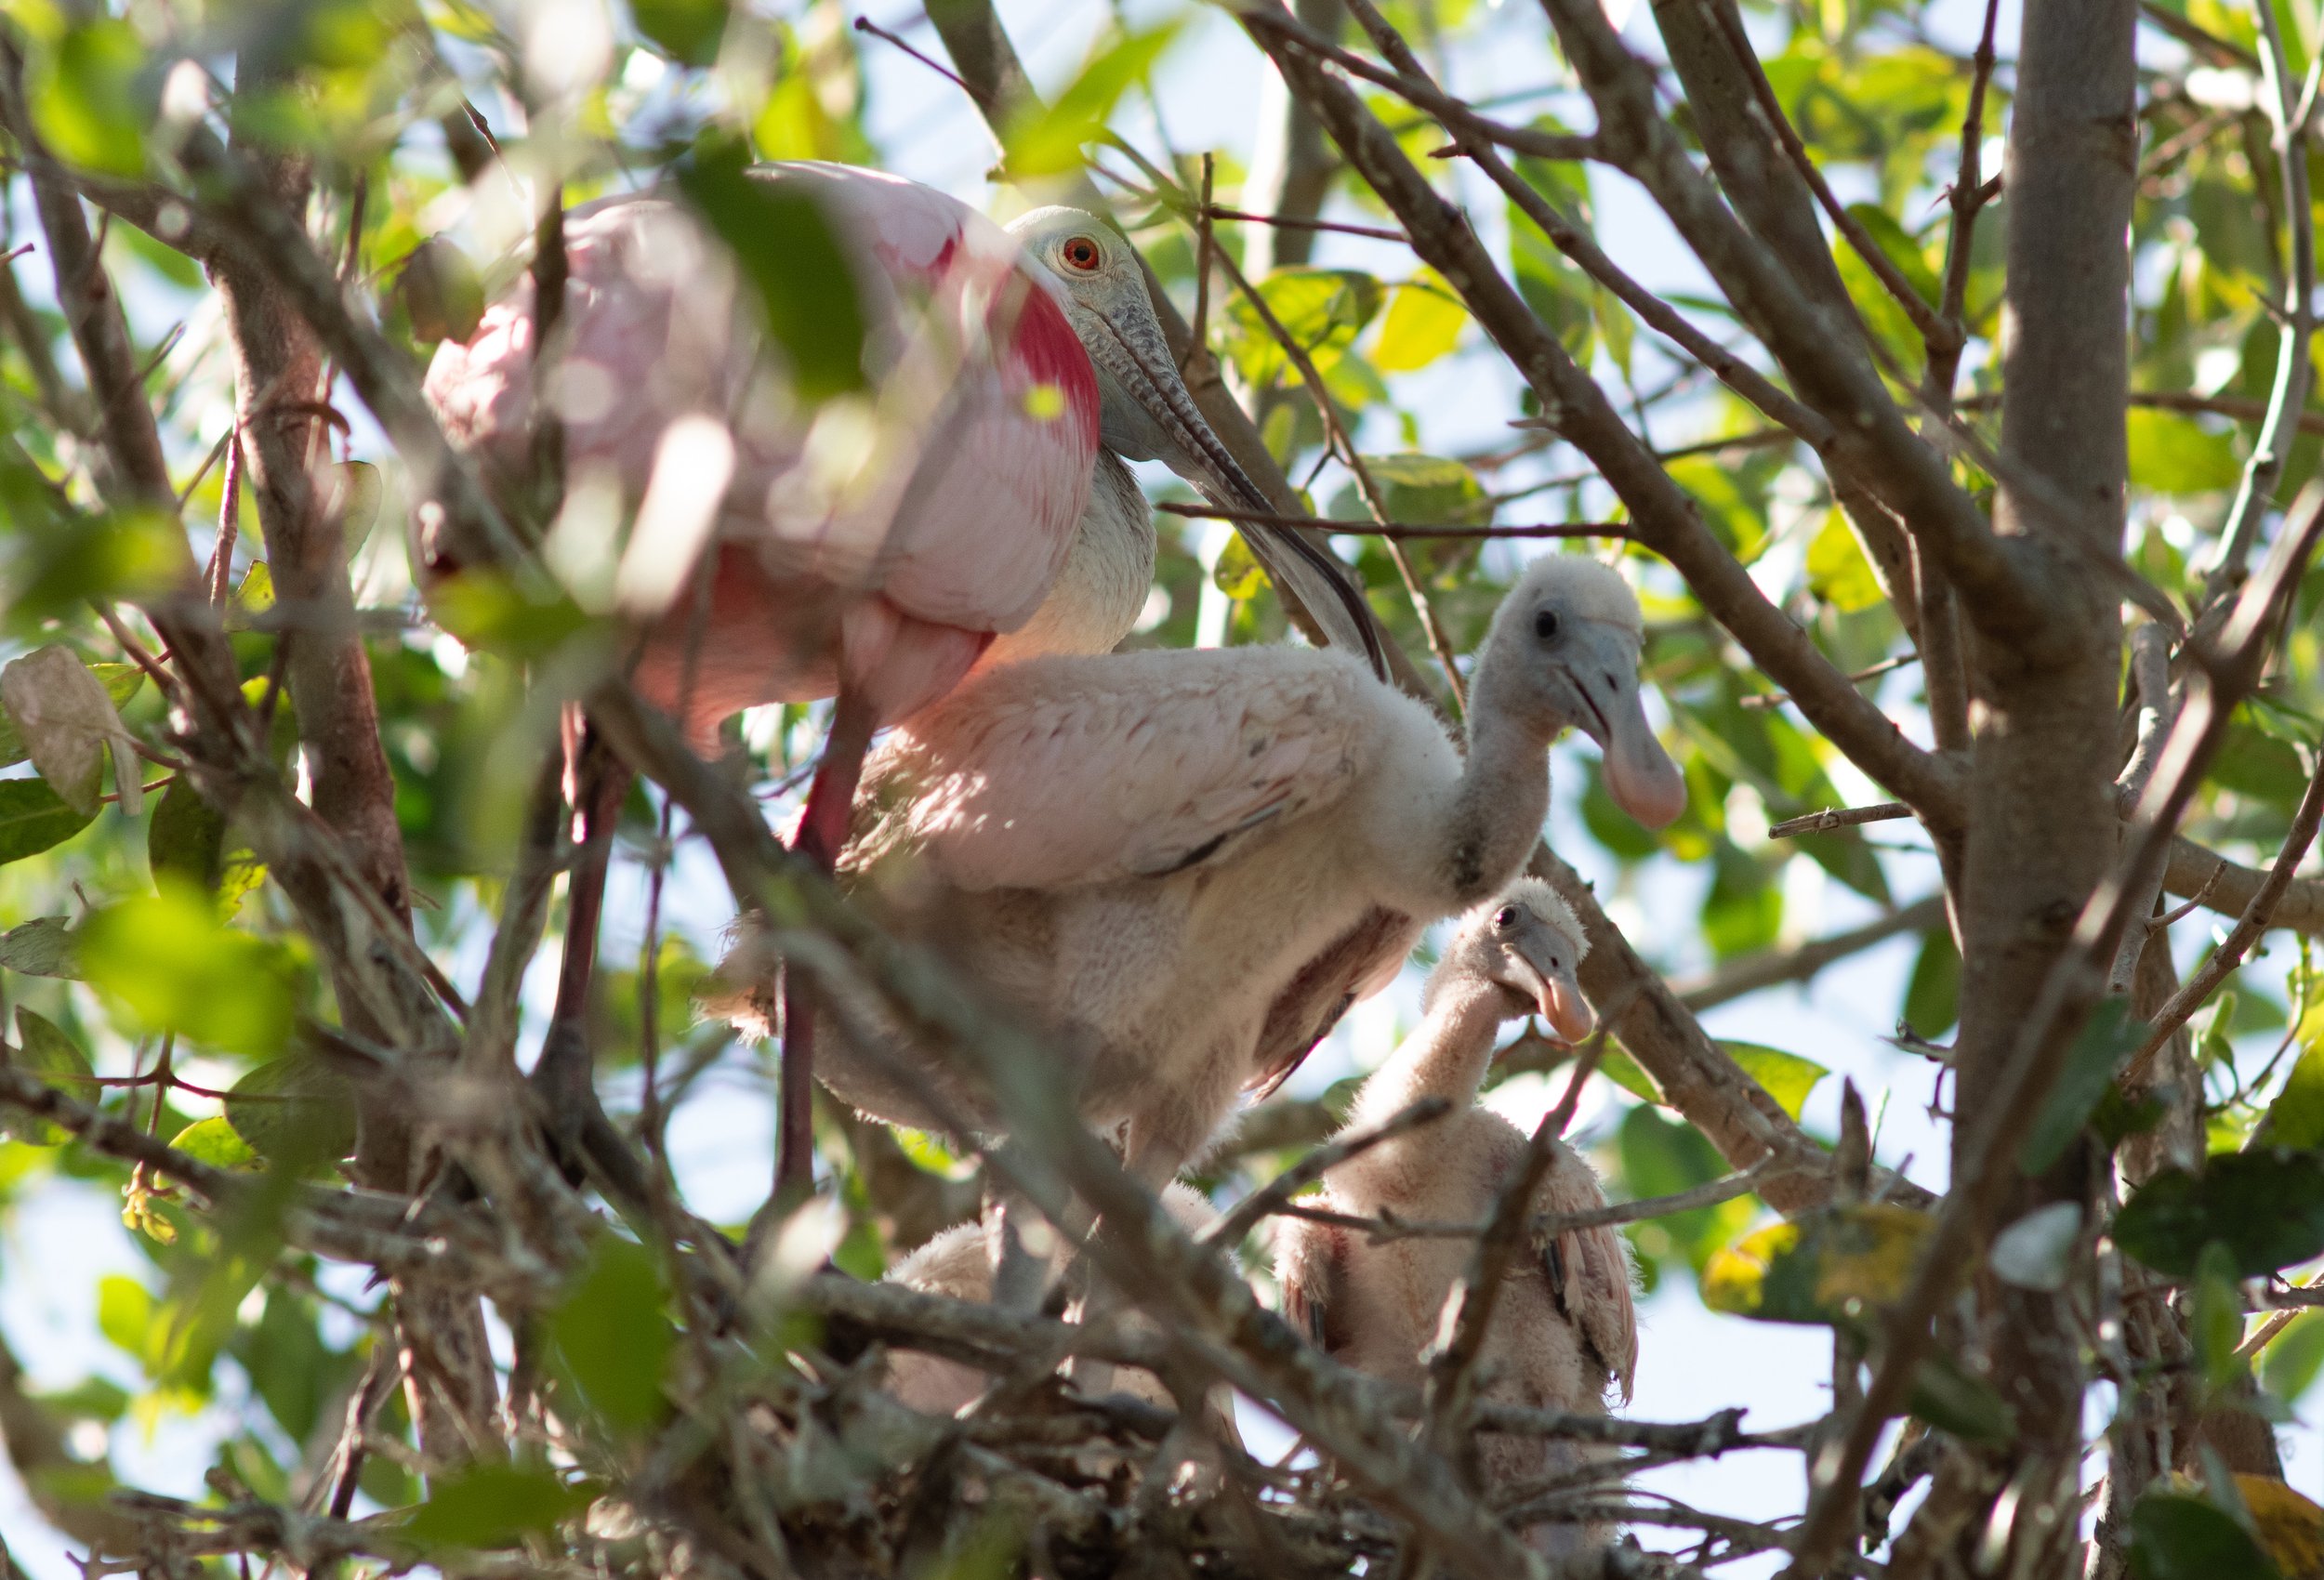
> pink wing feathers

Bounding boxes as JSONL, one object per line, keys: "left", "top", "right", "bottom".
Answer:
{"left": 420, "top": 163, "right": 1100, "bottom": 732}
{"left": 848, "top": 645, "right": 1380, "bottom": 893}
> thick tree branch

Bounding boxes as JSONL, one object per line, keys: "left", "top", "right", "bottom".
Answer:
{"left": 1783, "top": 477, "right": 2324, "bottom": 1575}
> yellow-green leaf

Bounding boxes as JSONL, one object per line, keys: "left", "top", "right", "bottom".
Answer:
{"left": 1805, "top": 510, "right": 1886, "bottom": 612}
{"left": 1702, "top": 1203, "right": 1929, "bottom": 1325}
{"left": 81, "top": 880, "right": 301, "bottom": 1058}
{"left": 28, "top": 20, "right": 148, "bottom": 177}
{"left": 1373, "top": 274, "right": 1467, "bottom": 373}
{"left": 1719, "top": 1042, "right": 1829, "bottom": 1120}
{"left": 1002, "top": 26, "right": 1179, "bottom": 177}
{"left": 2128, "top": 408, "right": 2244, "bottom": 494}
{"left": 168, "top": 1117, "right": 261, "bottom": 1173}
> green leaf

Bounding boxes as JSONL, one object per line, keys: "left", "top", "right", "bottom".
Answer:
{"left": 326, "top": 461, "right": 384, "bottom": 556}
{"left": 676, "top": 136, "right": 867, "bottom": 402}
{"left": 2190, "top": 1242, "right": 2246, "bottom": 1393}
{"left": 1508, "top": 202, "right": 1594, "bottom": 363}
{"left": 2020, "top": 999, "right": 2146, "bottom": 1173}
{"left": 1373, "top": 273, "right": 1467, "bottom": 373}
{"left": 1805, "top": 510, "right": 1887, "bottom": 612}
{"left": 393, "top": 238, "right": 486, "bottom": 345}
{"left": 27, "top": 20, "right": 148, "bottom": 177}
{"left": 1719, "top": 1043, "right": 1829, "bottom": 1120}
{"left": 1906, "top": 1350, "right": 2015, "bottom": 1444}
{"left": 631, "top": 0, "right": 729, "bottom": 64}
{"left": 1211, "top": 534, "right": 1271, "bottom": 601}
{"left": 1904, "top": 927, "right": 1961, "bottom": 1038}
{"left": 1617, "top": 1105, "right": 1757, "bottom": 1279}
{"left": 0, "top": 663, "right": 145, "bottom": 768}
{"left": 1343, "top": 453, "right": 1486, "bottom": 526}
{"left": 81, "top": 881, "right": 302, "bottom": 1058}
{"left": 1226, "top": 269, "right": 1383, "bottom": 393}
{"left": 2128, "top": 408, "right": 2245, "bottom": 494}
{"left": 1597, "top": 1044, "right": 1665, "bottom": 1105}
{"left": 3, "top": 1008, "right": 94, "bottom": 1146}
{"left": 2212, "top": 718, "right": 2311, "bottom": 811}
{"left": 2260, "top": 1310, "right": 2324, "bottom": 1405}
{"left": 1702, "top": 842, "right": 1780, "bottom": 958}
{"left": 2116, "top": 1149, "right": 2324, "bottom": 1278}
{"left": 2129, "top": 1490, "right": 2282, "bottom": 1580}
{"left": 1700, "top": 1203, "right": 1930, "bottom": 1326}
{"left": 168, "top": 1116, "right": 260, "bottom": 1173}
{"left": 2267, "top": 1034, "right": 2324, "bottom": 1149}
{"left": 1593, "top": 283, "right": 1635, "bottom": 378}
{"left": 96, "top": 1275, "right": 155, "bottom": 1361}
{"left": 0, "top": 916, "right": 79, "bottom": 979}
{"left": 548, "top": 1235, "right": 673, "bottom": 1434}
{"left": 224, "top": 1058, "right": 357, "bottom": 1169}
{"left": 149, "top": 777, "right": 225, "bottom": 889}
{"left": 403, "top": 1463, "right": 596, "bottom": 1548}
{"left": 1842, "top": 204, "right": 1941, "bottom": 305}
{"left": 1000, "top": 25, "right": 1179, "bottom": 176}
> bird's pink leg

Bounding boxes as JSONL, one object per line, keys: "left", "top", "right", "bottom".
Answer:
{"left": 532, "top": 724, "right": 650, "bottom": 1209}
{"left": 772, "top": 685, "right": 882, "bottom": 1201}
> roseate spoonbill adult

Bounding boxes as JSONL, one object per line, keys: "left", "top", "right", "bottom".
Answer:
{"left": 421, "top": 163, "right": 1379, "bottom": 1193}
{"left": 1274, "top": 879, "right": 1635, "bottom": 1560}
{"left": 884, "top": 1182, "right": 1231, "bottom": 1427}
{"left": 782, "top": 555, "right": 1683, "bottom": 1192}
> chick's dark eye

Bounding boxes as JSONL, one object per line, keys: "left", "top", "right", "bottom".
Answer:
{"left": 1062, "top": 237, "right": 1103, "bottom": 272}
{"left": 1533, "top": 608, "right": 1561, "bottom": 640}
{"left": 1494, "top": 906, "right": 1519, "bottom": 928}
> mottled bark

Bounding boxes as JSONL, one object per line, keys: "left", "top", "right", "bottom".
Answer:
{"left": 1951, "top": 0, "right": 2138, "bottom": 1564}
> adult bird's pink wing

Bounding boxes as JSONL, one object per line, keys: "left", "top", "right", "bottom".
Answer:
{"left": 848, "top": 646, "right": 1380, "bottom": 893}
{"left": 421, "top": 163, "right": 1099, "bottom": 728}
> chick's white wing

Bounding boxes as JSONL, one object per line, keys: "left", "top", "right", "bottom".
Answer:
{"left": 860, "top": 647, "right": 1380, "bottom": 893}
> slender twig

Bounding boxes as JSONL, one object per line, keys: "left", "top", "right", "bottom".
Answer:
{"left": 1769, "top": 802, "right": 1912, "bottom": 838}
{"left": 207, "top": 428, "right": 244, "bottom": 607}
{"left": 1155, "top": 500, "right": 1627, "bottom": 539}
{"left": 1198, "top": 205, "right": 1408, "bottom": 243}
{"left": 1186, "top": 153, "right": 1214, "bottom": 379}
{"left": 1273, "top": 1159, "right": 1774, "bottom": 1243}
{"left": 1741, "top": 652, "right": 1920, "bottom": 709}
{"left": 1201, "top": 1098, "right": 1451, "bottom": 1249}
{"left": 1673, "top": 896, "right": 1949, "bottom": 1010}
{"left": 853, "top": 16, "right": 975, "bottom": 97}
{"left": 1924, "top": 0, "right": 2001, "bottom": 406}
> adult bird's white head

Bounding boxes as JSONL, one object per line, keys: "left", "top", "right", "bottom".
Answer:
{"left": 1428, "top": 878, "right": 1594, "bottom": 1044}
{"left": 1008, "top": 206, "right": 1388, "bottom": 675}
{"left": 1485, "top": 557, "right": 1687, "bottom": 830}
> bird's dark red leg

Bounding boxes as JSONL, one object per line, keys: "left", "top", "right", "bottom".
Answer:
{"left": 535, "top": 723, "right": 636, "bottom": 1177}
{"left": 772, "top": 685, "right": 881, "bottom": 1202}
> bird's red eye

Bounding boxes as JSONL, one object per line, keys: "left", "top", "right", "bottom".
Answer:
{"left": 1061, "top": 236, "right": 1103, "bottom": 272}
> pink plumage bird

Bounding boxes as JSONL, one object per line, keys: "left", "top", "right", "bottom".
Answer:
{"left": 421, "top": 162, "right": 1378, "bottom": 1193}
